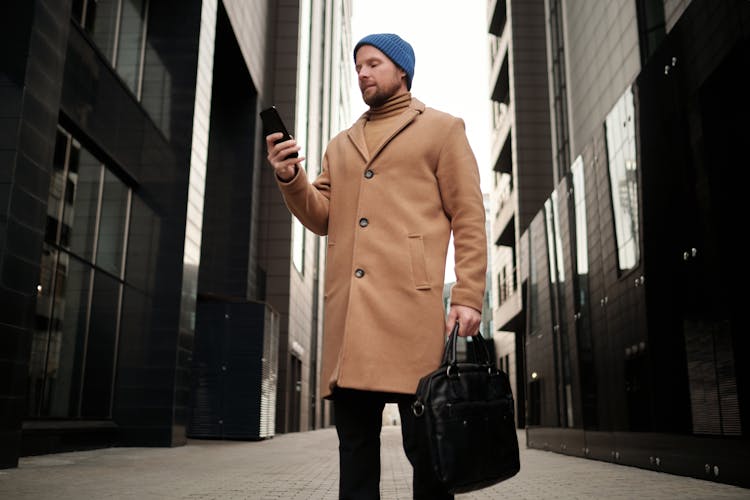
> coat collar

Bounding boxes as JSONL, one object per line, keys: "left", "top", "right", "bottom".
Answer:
{"left": 346, "top": 97, "right": 426, "bottom": 163}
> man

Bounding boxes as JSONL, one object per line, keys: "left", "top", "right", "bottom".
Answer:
{"left": 266, "top": 33, "right": 487, "bottom": 500}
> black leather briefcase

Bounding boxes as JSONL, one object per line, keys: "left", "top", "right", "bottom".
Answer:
{"left": 412, "top": 323, "right": 520, "bottom": 493}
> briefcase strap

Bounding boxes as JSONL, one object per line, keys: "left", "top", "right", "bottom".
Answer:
{"left": 442, "top": 322, "right": 493, "bottom": 367}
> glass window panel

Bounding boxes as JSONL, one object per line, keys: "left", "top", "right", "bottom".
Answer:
{"left": 528, "top": 225, "right": 540, "bottom": 336}
{"left": 96, "top": 170, "right": 129, "bottom": 276}
{"left": 544, "top": 199, "right": 557, "bottom": 284}
{"left": 63, "top": 145, "right": 102, "bottom": 260}
{"left": 115, "top": 0, "right": 147, "bottom": 94}
{"left": 86, "top": 0, "right": 120, "bottom": 64}
{"left": 571, "top": 156, "right": 588, "bottom": 275}
{"left": 27, "top": 244, "right": 60, "bottom": 416}
{"left": 141, "top": 40, "right": 172, "bottom": 139}
{"left": 81, "top": 271, "right": 121, "bottom": 418}
{"left": 551, "top": 192, "right": 565, "bottom": 283}
{"left": 125, "top": 194, "right": 160, "bottom": 291}
{"left": 44, "top": 255, "right": 91, "bottom": 417}
{"left": 605, "top": 88, "right": 640, "bottom": 272}
{"left": 45, "top": 129, "right": 70, "bottom": 245}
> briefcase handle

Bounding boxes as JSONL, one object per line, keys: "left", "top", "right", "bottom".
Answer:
{"left": 442, "top": 322, "right": 493, "bottom": 368}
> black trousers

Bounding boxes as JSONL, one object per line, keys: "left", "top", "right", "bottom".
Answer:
{"left": 333, "top": 389, "right": 454, "bottom": 500}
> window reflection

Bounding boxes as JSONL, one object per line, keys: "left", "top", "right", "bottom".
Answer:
{"left": 605, "top": 88, "right": 640, "bottom": 272}
{"left": 45, "top": 130, "right": 69, "bottom": 245}
{"left": 28, "top": 244, "right": 58, "bottom": 415}
{"left": 571, "top": 156, "right": 598, "bottom": 429}
{"left": 141, "top": 43, "right": 172, "bottom": 138}
{"left": 571, "top": 157, "right": 588, "bottom": 276}
{"left": 64, "top": 144, "right": 101, "bottom": 261}
{"left": 78, "top": 0, "right": 150, "bottom": 97}
{"left": 97, "top": 170, "right": 130, "bottom": 276}
{"left": 546, "top": 193, "right": 574, "bottom": 427}
{"left": 528, "top": 224, "right": 540, "bottom": 336}
{"left": 81, "top": 272, "right": 121, "bottom": 418}
{"left": 45, "top": 255, "right": 91, "bottom": 417}
{"left": 86, "top": 0, "right": 119, "bottom": 67}
{"left": 125, "top": 195, "right": 160, "bottom": 291}
{"left": 544, "top": 199, "right": 558, "bottom": 284}
{"left": 115, "top": 0, "right": 148, "bottom": 95}
{"left": 75, "top": 0, "right": 173, "bottom": 139}
{"left": 30, "top": 126, "right": 140, "bottom": 419}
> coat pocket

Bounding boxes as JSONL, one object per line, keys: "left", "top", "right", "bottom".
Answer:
{"left": 407, "top": 234, "right": 431, "bottom": 290}
{"left": 324, "top": 241, "right": 335, "bottom": 299}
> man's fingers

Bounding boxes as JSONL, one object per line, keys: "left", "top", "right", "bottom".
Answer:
{"left": 447, "top": 305, "right": 482, "bottom": 337}
{"left": 445, "top": 315, "right": 457, "bottom": 337}
{"left": 278, "top": 144, "right": 300, "bottom": 159}
{"left": 266, "top": 135, "right": 304, "bottom": 173}
{"left": 265, "top": 132, "right": 283, "bottom": 149}
{"left": 265, "top": 135, "right": 295, "bottom": 155}
{"left": 460, "top": 320, "right": 473, "bottom": 337}
{"left": 457, "top": 320, "right": 475, "bottom": 337}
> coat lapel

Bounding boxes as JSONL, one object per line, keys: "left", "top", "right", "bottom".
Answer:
{"left": 346, "top": 98, "right": 426, "bottom": 165}
{"left": 347, "top": 114, "right": 369, "bottom": 162}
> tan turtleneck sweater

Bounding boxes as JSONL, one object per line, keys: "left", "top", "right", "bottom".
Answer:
{"left": 363, "top": 92, "right": 412, "bottom": 155}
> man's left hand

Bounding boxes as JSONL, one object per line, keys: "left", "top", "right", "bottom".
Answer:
{"left": 446, "top": 304, "right": 482, "bottom": 338}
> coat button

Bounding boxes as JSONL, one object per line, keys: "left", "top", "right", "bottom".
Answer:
{"left": 359, "top": 218, "right": 369, "bottom": 228}
{"left": 354, "top": 268, "right": 365, "bottom": 278}
{"left": 364, "top": 169, "right": 374, "bottom": 179}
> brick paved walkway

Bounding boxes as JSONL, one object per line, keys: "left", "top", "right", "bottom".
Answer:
{"left": 0, "top": 426, "right": 747, "bottom": 499}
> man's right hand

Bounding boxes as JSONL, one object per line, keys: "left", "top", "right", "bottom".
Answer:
{"left": 265, "top": 133, "right": 305, "bottom": 181}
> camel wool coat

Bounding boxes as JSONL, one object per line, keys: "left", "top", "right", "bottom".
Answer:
{"left": 276, "top": 97, "right": 487, "bottom": 398}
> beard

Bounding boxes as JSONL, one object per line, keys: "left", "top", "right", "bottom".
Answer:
{"left": 361, "top": 76, "right": 404, "bottom": 108}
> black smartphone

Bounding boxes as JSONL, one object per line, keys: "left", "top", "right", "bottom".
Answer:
{"left": 260, "top": 106, "right": 298, "bottom": 159}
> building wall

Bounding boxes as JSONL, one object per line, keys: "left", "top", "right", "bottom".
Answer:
{"left": 563, "top": 0, "right": 640, "bottom": 160}
{"left": 0, "top": 0, "right": 73, "bottom": 468}
{"left": 50, "top": 0, "right": 205, "bottom": 450}
{"left": 0, "top": 0, "right": 352, "bottom": 466}
{"left": 488, "top": 0, "right": 553, "bottom": 331}
{"left": 520, "top": 0, "right": 750, "bottom": 488}
{"left": 2, "top": 0, "right": 209, "bottom": 454}
{"left": 509, "top": 0, "right": 554, "bottom": 232}
{"left": 488, "top": 0, "right": 554, "bottom": 428}
{"left": 492, "top": 329, "right": 519, "bottom": 422}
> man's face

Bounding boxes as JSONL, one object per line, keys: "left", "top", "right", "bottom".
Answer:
{"left": 355, "top": 45, "right": 408, "bottom": 107}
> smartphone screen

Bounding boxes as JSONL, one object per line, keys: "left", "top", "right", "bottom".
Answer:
{"left": 260, "top": 106, "right": 298, "bottom": 158}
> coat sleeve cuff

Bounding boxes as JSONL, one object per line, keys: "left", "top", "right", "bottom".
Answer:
{"left": 275, "top": 165, "right": 308, "bottom": 195}
{"left": 449, "top": 287, "right": 484, "bottom": 313}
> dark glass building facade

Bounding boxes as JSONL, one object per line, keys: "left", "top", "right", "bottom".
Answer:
{"left": 1, "top": 0, "right": 352, "bottom": 468}
{"left": 489, "top": 0, "right": 749, "bottom": 488}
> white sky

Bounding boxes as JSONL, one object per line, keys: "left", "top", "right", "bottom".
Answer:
{"left": 349, "top": 0, "right": 492, "bottom": 282}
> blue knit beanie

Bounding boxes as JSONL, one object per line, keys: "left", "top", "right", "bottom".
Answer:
{"left": 354, "top": 33, "right": 415, "bottom": 90}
